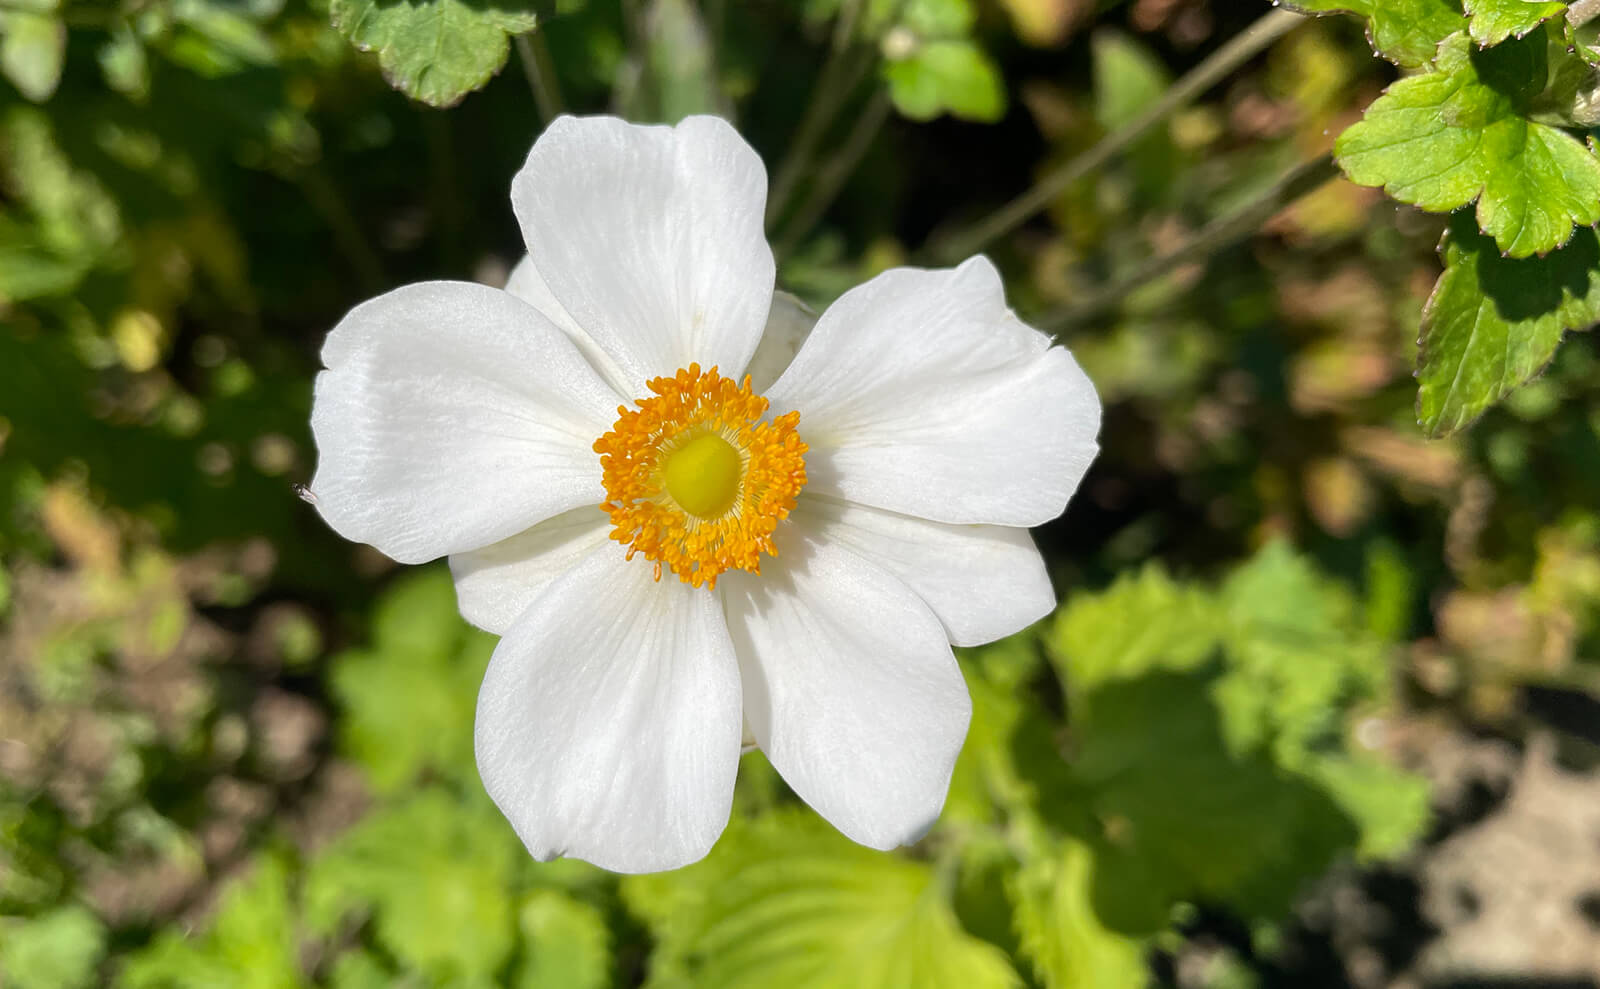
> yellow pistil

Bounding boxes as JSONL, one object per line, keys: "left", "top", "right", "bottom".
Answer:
{"left": 594, "top": 364, "right": 807, "bottom": 589}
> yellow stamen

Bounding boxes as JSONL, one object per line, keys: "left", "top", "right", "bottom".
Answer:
{"left": 594, "top": 364, "right": 807, "bottom": 589}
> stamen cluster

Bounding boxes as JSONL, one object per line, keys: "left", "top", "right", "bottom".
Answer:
{"left": 594, "top": 364, "right": 807, "bottom": 589}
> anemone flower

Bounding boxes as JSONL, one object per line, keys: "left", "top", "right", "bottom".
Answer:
{"left": 308, "top": 114, "right": 1101, "bottom": 873}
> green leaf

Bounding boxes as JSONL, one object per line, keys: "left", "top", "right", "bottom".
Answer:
{"left": 120, "top": 853, "right": 305, "bottom": 989}
{"left": 1336, "top": 32, "right": 1600, "bottom": 258}
{"left": 1307, "top": 758, "right": 1432, "bottom": 859}
{"left": 865, "top": 0, "right": 975, "bottom": 36}
{"left": 0, "top": 11, "right": 65, "bottom": 102}
{"left": 623, "top": 811, "right": 1021, "bottom": 989}
{"left": 326, "top": 952, "right": 394, "bottom": 989}
{"left": 1282, "top": 0, "right": 1467, "bottom": 67}
{"left": 1009, "top": 840, "right": 1147, "bottom": 989}
{"left": 884, "top": 41, "right": 1006, "bottom": 122}
{"left": 1463, "top": 0, "right": 1567, "bottom": 45}
{"left": 97, "top": 28, "right": 150, "bottom": 98}
{"left": 1417, "top": 212, "right": 1600, "bottom": 435}
{"left": 1093, "top": 30, "right": 1170, "bottom": 131}
{"left": 329, "top": 0, "right": 538, "bottom": 107}
{"left": 1069, "top": 671, "right": 1359, "bottom": 922}
{"left": 304, "top": 790, "right": 523, "bottom": 983}
{"left": 167, "top": 0, "right": 278, "bottom": 75}
{"left": 1092, "top": 29, "right": 1176, "bottom": 201}
{"left": 328, "top": 567, "right": 492, "bottom": 791}
{"left": 1216, "top": 542, "right": 1387, "bottom": 762}
{"left": 1047, "top": 564, "right": 1220, "bottom": 694}
{"left": 1, "top": 905, "right": 107, "bottom": 989}
{"left": 515, "top": 889, "right": 611, "bottom": 989}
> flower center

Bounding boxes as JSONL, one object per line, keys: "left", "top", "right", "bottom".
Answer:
{"left": 663, "top": 432, "right": 741, "bottom": 519}
{"left": 594, "top": 364, "right": 807, "bottom": 589}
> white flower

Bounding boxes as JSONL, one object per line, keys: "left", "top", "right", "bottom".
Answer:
{"left": 308, "top": 114, "right": 1101, "bottom": 873}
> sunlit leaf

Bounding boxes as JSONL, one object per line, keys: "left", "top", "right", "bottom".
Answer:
{"left": 1417, "top": 213, "right": 1600, "bottom": 435}
{"left": 304, "top": 790, "right": 523, "bottom": 983}
{"left": 1463, "top": 0, "right": 1567, "bottom": 45}
{"left": 884, "top": 40, "right": 1006, "bottom": 122}
{"left": 328, "top": 0, "right": 538, "bottom": 107}
{"left": 1337, "top": 31, "right": 1600, "bottom": 258}
{"left": 515, "top": 889, "right": 611, "bottom": 989}
{"left": 1009, "top": 840, "right": 1147, "bottom": 989}
{"left": 119, "top": 853, "right": 304, "bottom": 989}
{"left": 1283, "top": 0, "right": 1466, "bottom": 66}
{"left": 624, "top": 811, "right": 1021, "bottom": 988}
{"left": 0, "top": 11, "right": 65, "bottom": 103}
{"left": 327, "top": 567, "right": 492, "bottom": 791}
{"left": 0, "top": 905, "right": 106, "bottom": 989}
{"left": 1047, "top": 564, "right": 1219, "bottom": 693}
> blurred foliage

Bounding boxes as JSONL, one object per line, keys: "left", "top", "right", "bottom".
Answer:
{"left": 6, "top": 0, "right": 1600, "bottom": 986}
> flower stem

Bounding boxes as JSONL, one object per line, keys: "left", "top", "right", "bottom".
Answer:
{"left": 1036, "top": 152, "right": 1340, "bottom": 333}
{"left": 297, "top": 167, "right": 385, "bottom": 293}
{"left": 515, "top": 30, "right": 564, "bottom": 125}
{"left": 765, "top": 0, "right": 872, "bottom": 231}
{"left": 773, "top": 89, "right": 892, "bottom": 261}
{"left": 924, "top": 7, "right": 1303, "bottom": 264}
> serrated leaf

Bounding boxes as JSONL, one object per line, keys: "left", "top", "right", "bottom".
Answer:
{"left": 1463, "top": 0, "right": 1567, "bottom": 45}
{"left": 1069, "top": 671, "right": 1359, "bottom": 922}
{"left": 1282, "top": 0, "right": 1467, "bottom": 67}
{"left": 329, "top": 0, "right": 538, "bottom": 107}
{"left": 1416, "top": 212, "right": 1600, "bottom": 435}
{"left": 1216, "top": 542, "right": 1387, "bottom": 761}
{"left": 304, "top": 790, "right": 523, "bottom": 983}
{"left": 1337, "top": 32, "right": 1600, "bottom": 258}
{"left": 1009, "top": 840, "right": 1147, "bottom": 989}
{"left": 328, "top": 567, "right": 492, "bottom": 791}
{"left": 1047, "top": 564, "right": 1220, "bottom": 693}
{"left": 623, "top": 811, "right": 1021, "bottom": 989}
{"left": 516, "top": 890, "right": 610, "bottom": 989}
{"left": 1307, "top": 758, "right": 1432, "bottom": 859}
{"left": 0, "top": 11, "right": 65, "bottom": 102}
{"left": 120, "top": 853, "right": 304, "bottom": 989}
{"left": 0, "top": 905, "right": 106, "bottom": 989}
{"left": 884, "top": 40, "right": 1006, "bottom": 122}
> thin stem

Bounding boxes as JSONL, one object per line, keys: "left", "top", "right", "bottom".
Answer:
{"left": 515, "top": 31, "right": 564, "bottom": 125}
{"left": 773, "top": 89, "right": 893, "bottom": 260}
{"left": 297, "top": 167, "right": 385, "bottom": 293}
{"left": 926, "top": 7, "right": 1303, "bottom": 264}
{"left": 765, "top": 0, "right": 870, "bottom": 230}
{"left": 1037, "top": 152, "right": 1340, "bottom": 333}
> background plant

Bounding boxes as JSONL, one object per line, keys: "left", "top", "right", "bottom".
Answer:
{"left": 5, "top": 0, "right": 1600, "bottom": 986}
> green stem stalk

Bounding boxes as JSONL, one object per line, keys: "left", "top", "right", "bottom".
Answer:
{"left": 1037, "top": 152, "right": 1340, "bottom": 333}
{"left": 515, "top": 31, "right": 565, "bottom": 125}
{"left": 925, "top": 7, "right": 1304, "bottom": 264}
{"left": 773, "top": 89, "right": 893, "bottom": 260}
{"left": 765, "top": 0, "right": 870, "bottom": 230}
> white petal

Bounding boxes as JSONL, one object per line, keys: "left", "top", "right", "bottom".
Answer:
{"left": 448, "top": 507, "right": 613, "bottom": 634}
{"left": 796, "top": 498, "right": 1054, "bottom": 647}
{"left": 512, "top": 115, "right": 774, "bottom": 395}
{"left": 745, "top": 290, "right": 817, "bottom": 393}
{"left": 766, "top": 257, "right": 1101, "bottom": 527}
{"left": 721, "top": 532, "right": 971, "bottom": 850}
{"left": 310, "top": 281, "right": 619, "bottom": 564}
{"left": 503, "top": 255, "right": 634, "bottom": 399}
{"left": 475, "top": 542, "right": 742, "bottom": 873}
